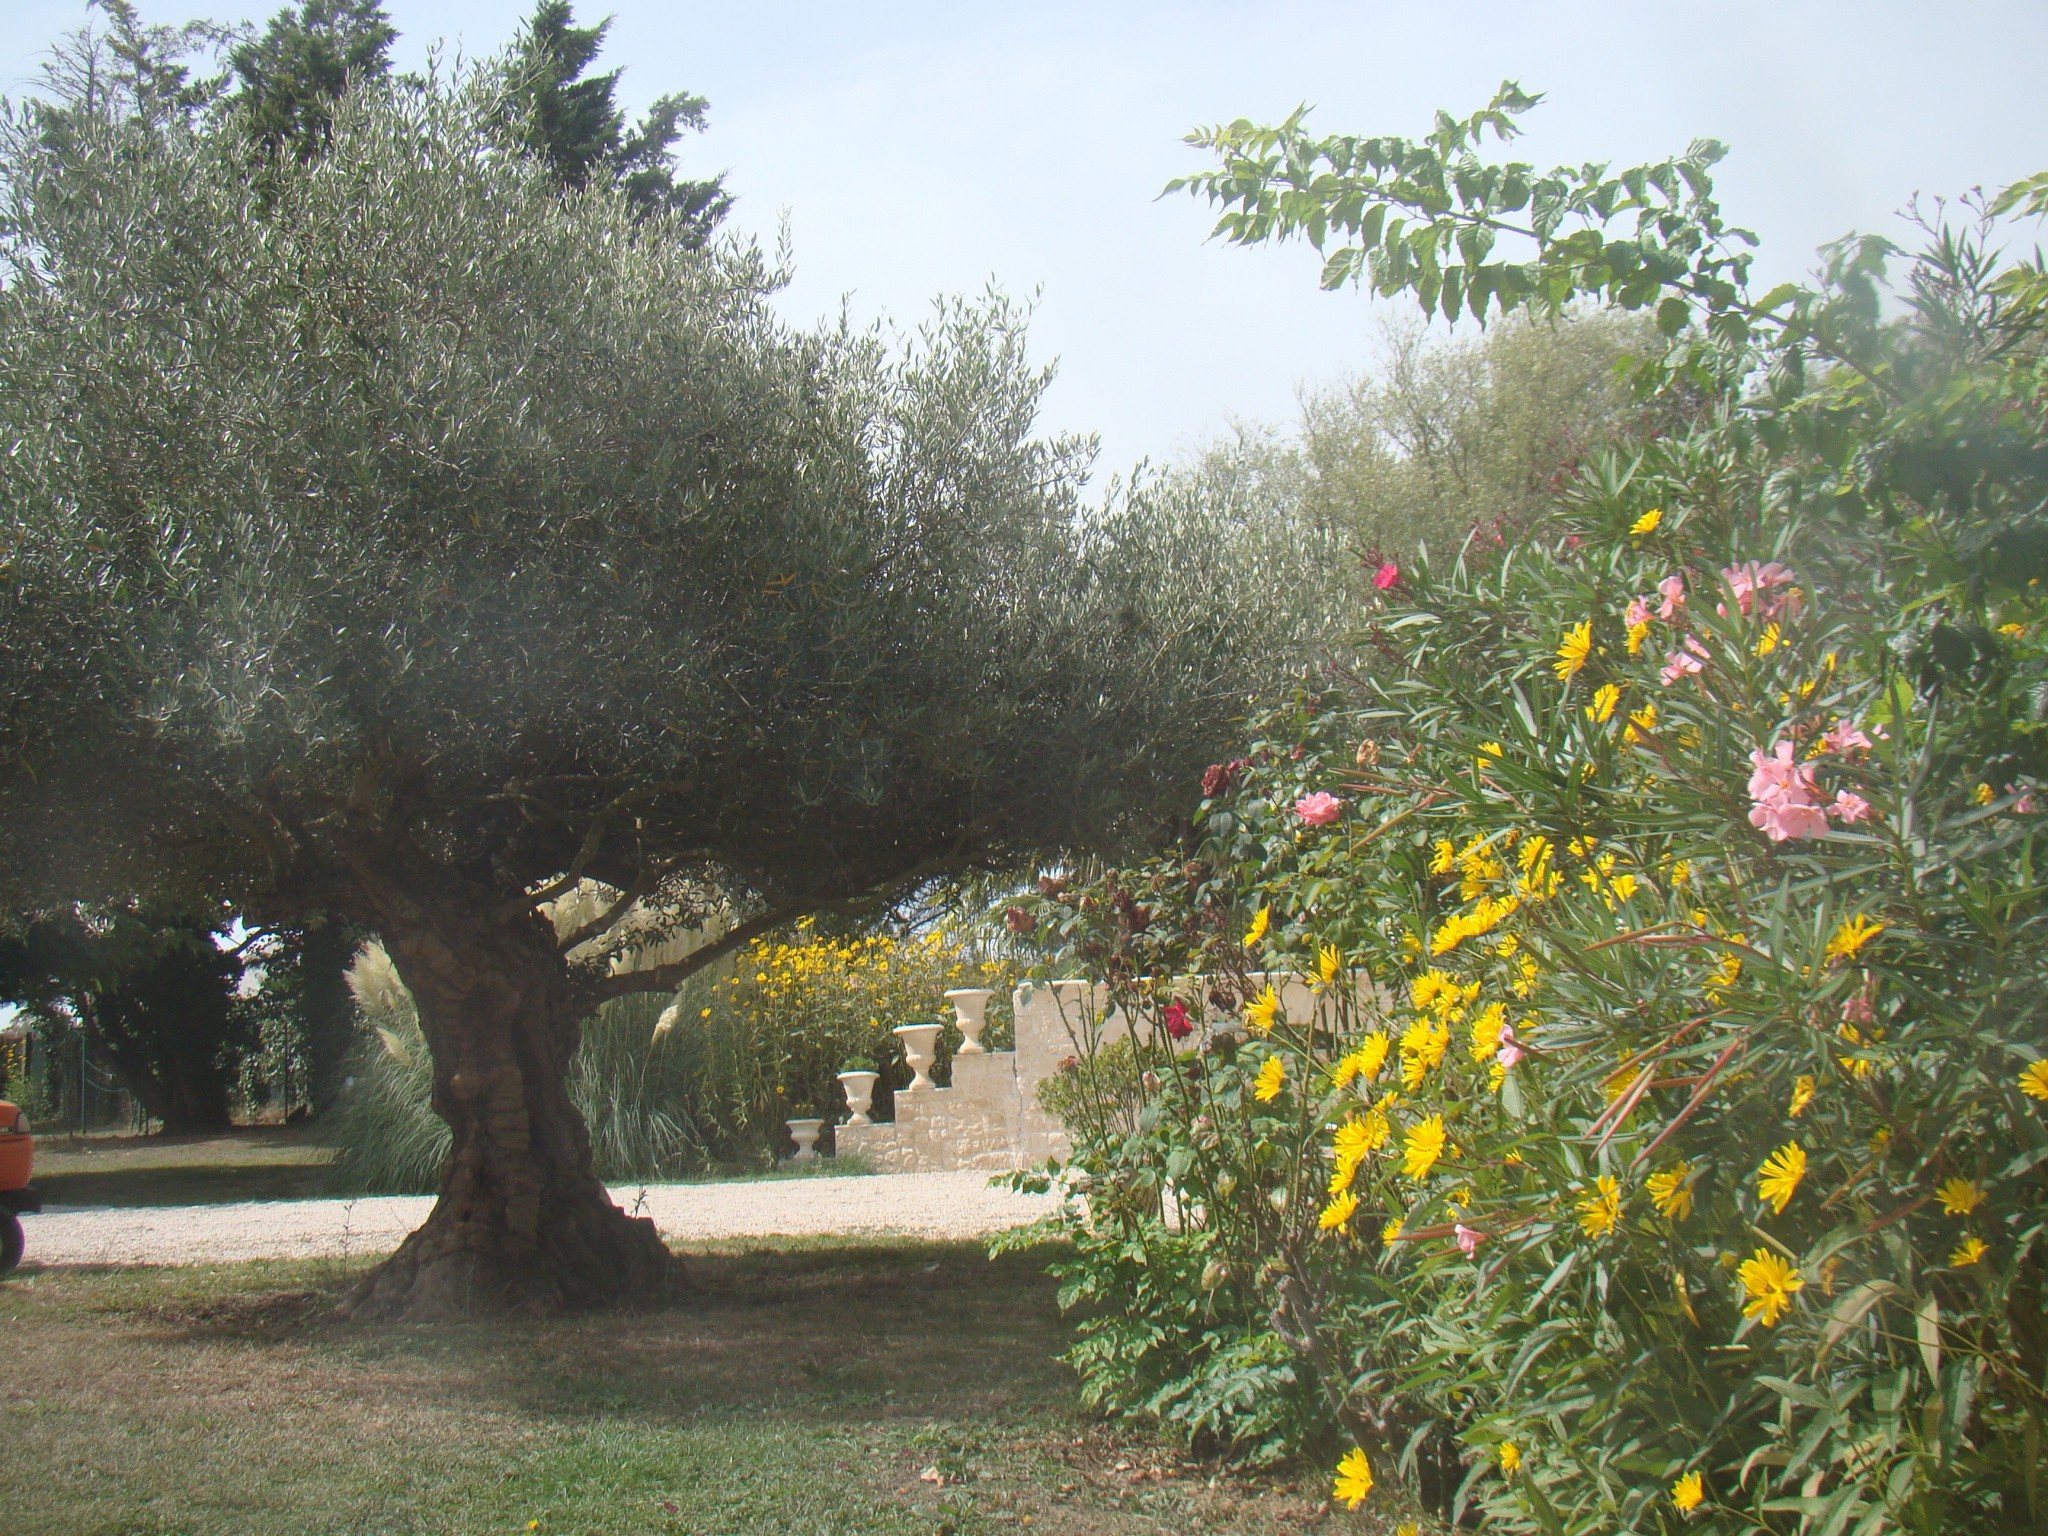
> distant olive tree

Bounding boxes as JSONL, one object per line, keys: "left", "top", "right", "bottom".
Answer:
{"left": 0, "top": 61, "right": 1334, "bottom": 1319}
{"left": 1182, "top": 310, "right": 1673, "bottom": 565}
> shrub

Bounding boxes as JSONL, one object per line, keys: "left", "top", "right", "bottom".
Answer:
{"left": 671, "top": 920, "right": 1016, "bottom": 1152}
{"left": 1011, "top": 105, "right": 2048, "bottom": 1534}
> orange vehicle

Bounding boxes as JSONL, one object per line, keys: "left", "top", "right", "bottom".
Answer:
{"left": 0, "top": 1100, "right": 38, "bottom": 1272}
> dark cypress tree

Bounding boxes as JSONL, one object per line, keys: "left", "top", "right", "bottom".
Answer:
{"left": 507, "top": 1, "right": 731, "bottom": 242}
{"left": 228, "top": 0, "right": 397, "bottom": 162}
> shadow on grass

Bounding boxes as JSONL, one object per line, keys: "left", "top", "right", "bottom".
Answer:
{"left": 0, "top": 1239, "right": 1358, "bottom": 1536}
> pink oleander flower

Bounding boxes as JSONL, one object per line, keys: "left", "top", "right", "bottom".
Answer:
{"left": 1455, "top": 1223, "right": 1484, "bottom": 1257}
{"left": 1656, "top": 573, "right": 1687, "bottom": 620}
{"left": 1660, "top": 648, "right": 1705, "bottom": 686}
{"left": 1842, "top": 990, "right": 1876, "bottom": 1028}
{"left": 1830, "top": 789, "right": 1872, "bottom": 824}
{"left": 1747, "top": 741, "right": 1812, "bottom": 802}
{"left": 1295, "top": 791, "right": 1344, "bottom": 826}
{"left": 1747, "top": 740, "right": 1830, "bottom": 842}
{"left": 1163, "top": 1001, "right": 1194, "bottom": 1041}
{"left": 1821, "top": 719, "right": 1874, "bottom": 756}
{"left": 1373, "top": 560, "right": 1401, "bottom": 591}
{"left": 1722, "top": 560, "right": 1795, "bottom": 618}
{"left": 1752, "top": 798, "right": 1831, "bottom": 841}
{"left": 1496, "top": 1024, "right": 1526, "bottom": 1069}
{"left": 1625, "top": 596, "right": 1652, "bottom": 629}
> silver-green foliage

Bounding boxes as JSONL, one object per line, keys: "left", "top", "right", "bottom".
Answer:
{"left": 0, "top": 61, "right": 1345, "bottom": 929}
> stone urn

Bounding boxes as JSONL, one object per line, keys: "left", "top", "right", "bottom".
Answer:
{"left": 837, "top": 1070, "right": 880, "bottom": 1126}
{"left": 893, "top": 1021, "right": 945, "bottom": 1092}
{"left": 785, "top": 1117, "right": 825, "bottom": 1161}
{"left": 943, "top": 988, "right": 995, "bottom": 1054}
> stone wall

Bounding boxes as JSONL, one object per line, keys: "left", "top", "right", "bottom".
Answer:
{"left": 834, "top": 973, "right": 1376, "bottom": 1173}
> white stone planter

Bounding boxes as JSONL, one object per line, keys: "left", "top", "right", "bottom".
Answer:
{"left": 944, "top": 988, "right": 995, "bottom": 1054}
{"left": 785, "top": 1117, "right": 825, "bottom": 1160}
{"left": 837, "top": 1070, "right": 880, "bottom": 1126}
{"left": 893, "top": 1021, "right": 945, "bottom": 1091}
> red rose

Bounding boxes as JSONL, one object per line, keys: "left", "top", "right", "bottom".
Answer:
{"left": 1004, "top": 905, "right": 1036, "bottom": 934}
{"left": 1163, "top": 1001, "right": 1193, "bottom": 1040}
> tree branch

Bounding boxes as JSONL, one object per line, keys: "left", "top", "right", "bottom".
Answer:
{"left": 589, "top": 903, "right": 801, "bottom": 1001}
{"left": 556, "top": 851, "right": 652, "bottom": 956}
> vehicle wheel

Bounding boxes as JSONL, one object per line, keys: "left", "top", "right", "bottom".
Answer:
{"left": 0, "top": 1210, "right": 21, "bottom": 1273}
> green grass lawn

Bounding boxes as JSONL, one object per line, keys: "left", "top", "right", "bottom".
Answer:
{"left": 0, "top": 1239, "right": 1375, "bottom": 1536}
{"left": 29, "top": 1125, "right": 341, "bottom": 1206}
{"left": 29, "top": 1126, "right": 878, "bottom": 1207}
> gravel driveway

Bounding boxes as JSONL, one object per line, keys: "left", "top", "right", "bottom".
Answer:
{"left": 21, "top": 1170, "right": 1062, "bottom": 1267}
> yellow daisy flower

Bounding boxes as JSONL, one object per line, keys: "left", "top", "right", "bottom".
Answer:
{"left": 1647, "top": 1162, "right": 1693, "bottom": 1221}
{"left": 1824, "top": 914, "right": 1884, "bottom": 962}
{"left": 1788, "top": 1075, "right": 1815, "bottom": 1117}
{"left": 1318, "top": 1190, "right": 1359, "bottom": 1232}
{"left": 1498, "top": 1442, "right": 1522, "bottom": 1474}
{"left": 1950, "top": 1235, "right": 1988, "bottom": 1267}
{"left": 1342, "top": 1031, "right": 1390, "bottom": 1084}
{"left": 1737, "top": 1247, "right": 1803, "bottom": 1326}
{"left": 1243, "top": 906, "right": 1271, "bottom": 947}
{"left": 1315, "top": 943, "right": 1343, "bottom": 988}
{"left": 1757, "top": 1142, "right": 1807, "bottom": 1215}
{"left": 1244, "top": 983, "right": 1281, "bottom": 1034}
{"left": 1253, "top": 1056, "right": 1286, "bottom": 1103}
{"left": 2020, "top": 1060, "right": 2048, "bottom": 1100}
{"left": 1381, "top": 1215, "right": 1404, "bottom": 1247}
{"left": 1554, "top": 621, "right": 1593, "bottom": 681}
{"left": 1936, "top": 1177, "right": 1985, "bottom": 1217}
{"left": 1671, "top": 1471, "right": 1704, "bottom": 1514}
{"left": 1630, "top": 507, "right": 1663, "bottom": 536}
{"left": 1401, "top": 1115, "right": 1448, "bottom": 1181}
{"left": 1577, "top": 1175, "right": 1623, "bottom": 1238}
{"left": 1331, "top": 1447, "right": 1374, "bottom": 1509}
{"left": 1585, "top": 683, "right": 1621, "bottom": 724}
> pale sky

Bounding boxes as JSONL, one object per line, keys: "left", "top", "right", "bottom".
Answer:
{"left": 6, "top": 1, "right": 2045, "bottom": 478}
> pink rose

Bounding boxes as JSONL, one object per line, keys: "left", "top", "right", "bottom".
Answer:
{"left": 1372, "top": 561, "right": 1401, "bottom": 591}
{"left": 1829, "top": 790, "right": 1872, "bottom": 824}
{"left": 1295, "top": 791, "right": 1343, "bottom": 827}
{"left": 1656, "top": 573, "right": 1687, "bottom": 620}
{"left": 1454, "top": 1223, "right": 1484, "bottom": 1257}
{"left": 1163, "top": 1001, "right": 1194, "bottom": 1041}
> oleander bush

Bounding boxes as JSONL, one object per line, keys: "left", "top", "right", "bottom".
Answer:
{"left": 1000, "top": 98, "right": 2048, "bottom": 1534}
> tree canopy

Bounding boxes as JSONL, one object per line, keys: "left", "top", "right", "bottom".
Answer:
{"left": 0, "top": 56, "right": 1333, "bottom": 1315}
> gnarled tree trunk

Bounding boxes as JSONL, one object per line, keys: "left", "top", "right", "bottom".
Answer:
{"left": 338, "top": 877, "right": 682, "bottom": 1321}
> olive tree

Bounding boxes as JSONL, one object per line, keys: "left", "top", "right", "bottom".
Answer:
{"left": 0, "top": 68, "right": 1338, "bottom": 1318}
